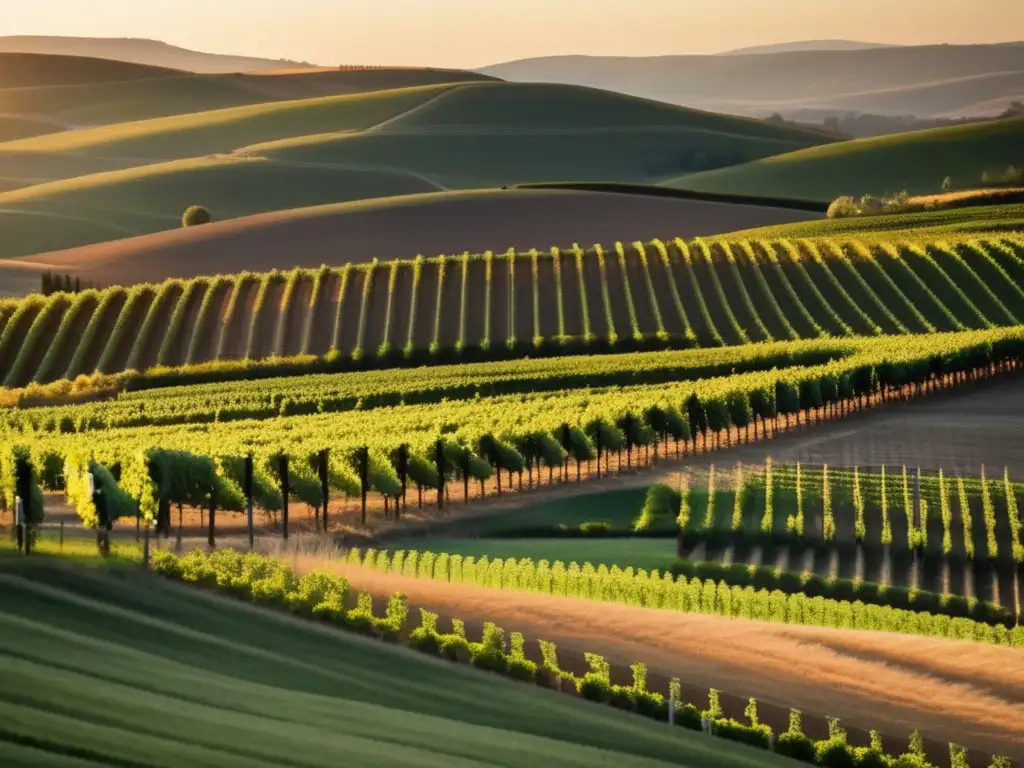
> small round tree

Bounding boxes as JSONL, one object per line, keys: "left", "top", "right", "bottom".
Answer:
{"left": 182, "top": 205, "right": 213, "bottom": 227}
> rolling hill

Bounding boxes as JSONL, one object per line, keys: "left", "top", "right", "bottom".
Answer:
{"left": 0, "top": 81, "right": 832, "bottom": 260}
{"left": 0, "top": 188, "right": 819, "bottom": 290}
{"left": 0, "top": 557, "right": 784, "bottom": 768}
{"left": 479, "top": 43, "right": 1024, "bottom": 119}
{"left": 718, "top": 40, "right": 899, "bottom": 56}
{"left": 667, "top": 117, "right": 1024, "bottom": 201}
{"left": 0, "top": 232, "right": 1021, "bottom": 388}
{"left": 0, "top": 53, "right": 498, "bottom": 128}
{"left": 0, "top": 35, "right": 305, "bottom": 72}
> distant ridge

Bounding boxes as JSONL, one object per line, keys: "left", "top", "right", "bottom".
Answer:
{"left": 717, "top": 40, "right": 900, "bottom": 55}
{"left": 0, "top": 35, "right": 304, "bottom": 73}
{"left": 479, "top": 43, "right": 1024, "bottom": 119}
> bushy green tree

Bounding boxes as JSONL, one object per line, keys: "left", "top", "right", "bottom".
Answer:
{"left": 182, "top": 205, "right": 213, "bottom": 227}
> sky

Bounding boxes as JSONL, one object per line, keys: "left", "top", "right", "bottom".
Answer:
{"left": 3, "top": 0, "right": 1022, "bottom": 69}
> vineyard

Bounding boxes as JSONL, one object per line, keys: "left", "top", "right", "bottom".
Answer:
{"left": 1, "top": 234, "right": 1023, "bottom": 389}
{"left": 662, "top": 462, "right": 1024, "bottom": 619}
{"left": 3, "top": 327, "right": 1023, "bottom": 541}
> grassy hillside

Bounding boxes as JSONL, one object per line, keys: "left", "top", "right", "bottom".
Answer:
{"left": 0, "top": 189, "right": 817, "bottom": 288}
{"left": 667, "top": 118, "right": 1024, "bottom": 201}
{"left": 0, "top": 52, "right": 180, "bottom": 88}
{"left": 0, "top": 83, "right": 460, "bottom": 161}
{"left": 0, "top": 116, "right": 63, "bottom": 143}
{"left": 718, "top": 203, "right": 1024, "bottom": 242}
{"left": 479, "top": 43, "right": 1024, "bottom": 118}
{"left": 0, "top": 556, "right": 781, "bottom": 768}
{"left": 0, "top": 54, "right": 494, "bottom": 128}
{"left": 0, "top": 81, "right": 831, "bottom": 259}
{"left": 252, "top": 82, "right": 833, "bottom": 189}
{"left": 1, "top": 233, "right": 1022, "bottom": 387}
{"left": 0, "top": 35, "right": 305, "bottom": 73}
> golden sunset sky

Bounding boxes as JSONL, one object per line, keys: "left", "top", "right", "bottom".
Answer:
{"left": 4, "top": 0, "right": 1021, "bottom": 68}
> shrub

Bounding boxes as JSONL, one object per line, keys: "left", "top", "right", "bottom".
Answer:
{"left": 507, "top": 656, "right": 538, "bottom": 681}
{"left": 579, "top": 521, "right": 611, "bottom": 535}
{"left": 577, "top": 672, "right": 611, "bottom": 702}
{"left": 711, "top": 718, "right": 773, "bottom": 749}
{"left": 152, "top": 550, "right": 182, "bottom": 578}
{"left": 439, "top": 633, "right": 470, "bottom": 661}
{"left": 815, "top": 737, "right": 858, "bottom": 768}
{"left": 182, "top": 205, "right": 213, "bottom": 227}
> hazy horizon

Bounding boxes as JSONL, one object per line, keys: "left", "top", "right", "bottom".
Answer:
{"left": 3, "top": 0, "right": 1023, "bottom": 69}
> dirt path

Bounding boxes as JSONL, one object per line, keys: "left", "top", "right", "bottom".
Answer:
{"left": 305, "top": 559, "right": 1024, "bottom": 761}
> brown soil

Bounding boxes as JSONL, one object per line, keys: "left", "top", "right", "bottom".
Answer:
{"left": 647, "top": 248, "right": 685, "bottom": 338}
{"left": 512, "top": 252, "right": 534, "bottom": 345}
{"left": 558, "top": 249, "right": 584, "bottom": 338}
{"left": 488, "top": 253, "right": 510, "bottom": 348}
{"left": 1, "top": 190, "right": 819, "bottom": 291}
{"left": 734, "top": 249, "right": 790, "bottom": 340}
{"left": 185, "top": 280, "right": 230, "bottom": 364}
{"left": 385, "top": 264, "right": 413, "bottom": 351}
{"left": 714, "top": 244, "right": 768, "bottom": 342}
{"left": 535, "top": 249, "right": 560, "bottom": 339}
{"left": 8, "top": 295, "right": 69, "bottom": 387}
{"left": 216, "top": 276, "right": 257, "bottom": 360}
{"left": 0, "top": 301, "right": 41, "bottom": 372}
{"left": 691, "top": 249, "right": 744, "bottom": 345}
{"left": 621, "top": 244, "right": 659, "bottom": 336}
{"left": 795, "top": 243, "right": 873, "bottom": 335}
{"left": 335, "top": 268, "right": 366, "bottom": 357}
{"left": 437, "top": 258, "right": 462, "bottom": 349}
{"left": 69, "top": 291, "right": 126, "bottom": 376}
{"left": 463, "top": 257, "right": 487, "bottom": 348}
{"left": 160, "top": 281, "right": 207, "bottom": 368}
{"left": 279, "top": 273, "right": 313, "bottom": 357}
{"left": 360, "top": 264, "right": 391, "bottom": 355}
{"left": 667, "top": 242, "right": 716, "bottom": 345}
{"left": 133, "top": 284, "right": 183, "bottom": 371}
{"left": 580, "top": 248, "right": 609, "bottom": 339}
{"left": 39, "top": 293, "right": 97, "bottom": 381}
{"left": 102, "top": 289, "right": 156, "bottom": 372}
{"left": 244, "top": 279, "right": 283, "bottom": 360}
{"left": 305, "top": 559, "right": 1024, "bottom": 761}
{"left": 410, "top": 261, "right": 438, "bottom": 351}
{"left": 601, "top": 247, "right": 635, "bottom": 339}
{"left": 306, "top": 270, "right": 339, "bottom": 355}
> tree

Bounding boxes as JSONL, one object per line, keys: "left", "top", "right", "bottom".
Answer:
{"left": 182, "top": 205, "right": 213, "bottom": 227}
{"left": 941, "top": 176, "right": 954, "bottom": 193}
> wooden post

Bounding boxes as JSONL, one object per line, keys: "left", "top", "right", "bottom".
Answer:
{"left": 434, "top": 439, "right": 445, "bottom": 511}
{"left": 358, "top": 447, "right": 369, "bottom": 525}
{"left": 142, "top": 518, "right": 151, "bottom": 570}
{"left": 318, "top": 449, "right": 330, "bottom": 532}
{"left": 59, "top": 520, "right": 64, "bottom": 552}
{"left": 395, "top": 446, "right": 407, "bottom": 521}
{"left": 279, "top": 454, "right": 290, "bottom": 541}
{"left": 462, "top": 451, "right": 470, "bottom": 504}
{"left": 913, "top": 466, "right": 921, "bottom": 556}
{"left": 207, "top": 484, "right": 216, "bottom": 549}
{"left": 244, "top": 454, "right": 254, "bottom": 549}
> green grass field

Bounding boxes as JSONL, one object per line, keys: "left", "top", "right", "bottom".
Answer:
{"left": 0, "top": 553, "right": 785, "bottom": 768}
{"left": 386, "top": 537, "right": 678, "bottom": 572}
{"left": 667, "top": 117, "right": 1024, "bottom": 202}
{"left": 0, "top": 81, "right": 833, "bottom": 259}
{"left": 0, "top": 157, "right": 440, "bottom": 257}
{"left": 717, "top": 202, "right": 1024, "bottom": 241}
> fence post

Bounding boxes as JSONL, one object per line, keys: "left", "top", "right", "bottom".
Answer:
{"left": 207, "top": 484, "right": 216, "bottom": 549}
{"left": 668, "top": 690, "right": 676, "bottom": 726}
{"left": 244, "top": 454, "right": 254, "bottom": 550}
{"left": 279, "top": 454, "right": 289, "bottom": 541}
{"left": 358, "top": 446, "right": 369, "bottom": 524}
{"left": 60, "top": 520, "right": 64, "bottom": 552}
{"left": 318, "top": 448, "right": 330, "bottom": 532}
